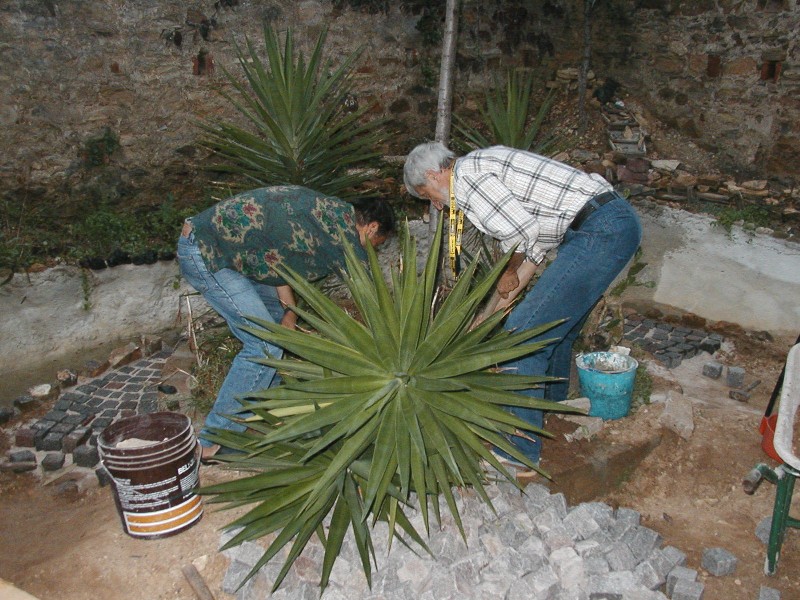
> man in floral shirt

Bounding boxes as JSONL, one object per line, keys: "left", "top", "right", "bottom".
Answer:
{"left": 178, "top": 185, "right": 395, "bottom": 461}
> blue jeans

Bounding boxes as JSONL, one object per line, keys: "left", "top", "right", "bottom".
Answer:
{"left": 177, "top": 232, "right": 285, "bottom": 447}
{"left": 500, "top": 195, "right": 642, "bottom": 463}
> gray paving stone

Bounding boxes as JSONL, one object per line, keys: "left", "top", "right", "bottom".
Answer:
{"left": 74, "top": 444, "right": 100, "bottom": 467}
{"left": 758, "top": 585, "right": 781, "bottom": 600}
{"left": 9, "top": 449, "right": 36, "bottom": 463}
{"left": 604, "top": 540, "right": 638, "bottom": 572}
{"left": 666, "top": 565, "right": 698, "bottom": 597}
{"left": 726, "top": 366, "right": 745, "bottom": 388}
{"left": 702, "top": 361, "right": 723, "bottom": 379}
{"left": 222, "top": 560, "right": 252, "bottom": 595}
{"left": 623, "top": 526, "right": 663, "bottom": 561}
{"left": 671, "top": 578, "right": 704, "bottom": 600}
{"left": 42, "top": 452, "right": 66, "bottom": 471}
{"left": 41, "top": 432, "right": 65, "bottom": 451}
{"left": 701, "top": 546, "right": 737, "bottom": 576}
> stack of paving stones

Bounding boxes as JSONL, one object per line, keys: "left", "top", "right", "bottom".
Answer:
{"left": 3, "top": 341, "right": 174, "bottom": 488}
{"left": 621, "top": 315, "right": 724, "bottom": 369}
{"left": 219, "top": 481, "right": 757, "bottom": 600}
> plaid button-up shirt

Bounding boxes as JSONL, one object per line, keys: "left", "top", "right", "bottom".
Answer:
{"left": 454, "top": 146, "right": 612, "bottom": 264}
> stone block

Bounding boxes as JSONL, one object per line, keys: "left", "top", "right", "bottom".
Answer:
{"left": 634, "top": 559, "right": 666, "bottom": 590}
{"left": 702, "top": 361, "right": 723, "bottom": 379}
{"left": 1, "top": 461, "right": 37, "bottom": 473}
{"left": 15, "top": 427, "right": 36, "bottom": 447}
{"left": 525, "top": 565, "right": 559, "bottom": 598}
{"left": 615, "top": 507, "right": 641, "bottom": 527}
{"left": 56, "top": 369, "right": 78, "bottom": 387}
{"left": 225, "top": 540, "right": 265, "bottom": 569}
{"left": 29, "top": 382, "right": 59, "bottom": 402}
{"left": 701, "top": 546, "right": 737, "bottom": 576}
{"left": 604, "top": 540, "right": 638, "bottom": 571}
{"left": 671, "top": 578, "right": 705, "bottom": 600}
{"left": 586, "top": 571, "right": 638, "bottom": 597}
{"left": 9, "top": 449, "right": 36, "bottom": 463}
{"left": 41, "top": 432, "right": 65, "bottom": 451}
{"left": 91, "top": 417, "right": 113, "bottom": 430}
{"left": 563, "top": 504, "right": 602, "bottom": 540}
{"left": 95, "top": 466, "right": 112, "bottom": 486}
{"left": 623, "top": 525, "right": 663, "bottom": 562}
{"left": 42, "top": 452, "right": 66, "bottom": 471}
{"left": 758, "top": 585, "right": 781, "bottom": 600}
{"left": 63, "top": 427, "right": 92, "bottom": 453}
{"left": 666, "top": 565, "right": 698, "bottom": 596}
{"left": 73, "top": 444, "right": 100, "bottom": 467}
{"left": 654, "top": 351, "right": 682, "bottom": 368}
{"left": 726, "top": 366, "right": 745, "bottom": 388}
{"left": 80, "top": 359, "right": 109, "bottom": 377}
{"left": 659, "top": 391, "right": 694, "bottom": 440}
{"left": 108, "top": 342, "right": 143, "bottom": 369}
{"left": 549, "top": 547, "right": 584, "bottom": 589}
{"left": 661, "top": 545, "right": 687, "bottom": 569}
{"left": 699, "top": 337, "right": 722, "bottom": 354}
{"left": 140, "top": 335, "right": 164, "bottom": 356}
{"left": 139, "top": 394, "right": 159, "bottom": 414}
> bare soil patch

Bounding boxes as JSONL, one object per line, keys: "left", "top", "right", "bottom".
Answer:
{"left": 1, "top": 327, "right": 799, "bottom": 600}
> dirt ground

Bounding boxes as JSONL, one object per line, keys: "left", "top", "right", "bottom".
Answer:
{"left": 1, "top": 327, "right": 799, "bottom": 600}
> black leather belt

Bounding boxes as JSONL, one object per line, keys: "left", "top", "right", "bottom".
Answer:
{"left": 569, "top": 190, "right": 619, "bottom": 230}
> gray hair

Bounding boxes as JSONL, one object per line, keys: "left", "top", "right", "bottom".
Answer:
{"left": 403, "top": 142, "right": 456, "bottom": 198}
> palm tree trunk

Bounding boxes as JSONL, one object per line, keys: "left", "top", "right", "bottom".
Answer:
{"left": 430, "top": 0, "right": 460, "bottom": 234}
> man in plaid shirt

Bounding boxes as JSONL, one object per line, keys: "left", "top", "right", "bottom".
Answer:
{"left": 404, "top": 143, "right": 642, "bottom": 469}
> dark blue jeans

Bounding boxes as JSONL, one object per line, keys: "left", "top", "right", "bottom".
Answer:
{"left": 501, "top": 195, "right": 642, "bottom": 463}
{"left": 177, "top": 232, "right": 285, "bottom": 447}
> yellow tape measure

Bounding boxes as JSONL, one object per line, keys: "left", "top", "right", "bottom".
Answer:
{"left": 449, "top": 169, "right": 464, "bottom": 277}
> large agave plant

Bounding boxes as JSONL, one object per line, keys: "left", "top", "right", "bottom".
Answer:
{"left": 199, "top": 26, "right": 388, "bottom": 199}
{"left": 199, "top": 221, "right": 578, "bottom": 593}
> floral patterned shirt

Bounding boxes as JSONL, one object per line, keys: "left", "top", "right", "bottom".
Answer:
{"left": 189, "top": 186, "right": 366, "bottom": 285}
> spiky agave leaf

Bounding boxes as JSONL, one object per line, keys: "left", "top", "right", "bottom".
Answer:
{"left": 199, "top": 220, "right": 583, "bottom": 592}
{"left": 198, "top": 26, "right": 388, "bottom": 199}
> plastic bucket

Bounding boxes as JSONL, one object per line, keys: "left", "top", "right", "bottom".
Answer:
{"left": 576, "top": 352, "right": 639, "bottom": 420}
{"left": 759, "top": 414, "right": 782, "bottom": 463}
{"left": 98, "top": 412, "right": 203, "bottom": 539}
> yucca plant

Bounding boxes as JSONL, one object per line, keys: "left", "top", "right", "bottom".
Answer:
{"left": 199, "top": 221, "right": 580, "bottom": 593}
{"left": 199, "top": 26, "right": 388, "bottom": 199}
{"left": 453, "top": 67, "right": 558, "bottom": 154}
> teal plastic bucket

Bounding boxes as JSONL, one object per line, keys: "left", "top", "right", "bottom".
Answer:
{"left": 576, "top": 352, "right": 639, "bottom": 420}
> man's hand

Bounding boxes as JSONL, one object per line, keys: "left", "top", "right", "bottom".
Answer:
{"left": 281, "top": 310, "right": 298, "bottom": 331}
{"left": 277, "top": 284, "right": 298, "bottom": 330}
{"left": 497, "top": 252, "right": 526, "bottom": 298}
{"left": 497, "top": 270, "right": 520, "bottom": 298}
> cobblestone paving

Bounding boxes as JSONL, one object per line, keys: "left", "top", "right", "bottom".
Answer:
{"left": 8, "top": 350, "right": 173, "bottom": 473}
{"left": 621, "top": 315, "right": 724, "bottom": 369}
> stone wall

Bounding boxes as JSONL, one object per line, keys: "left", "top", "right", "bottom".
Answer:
{"left": 594, "top": 0, "right": 800, "bottom": 178}
{"left": 0, "top": 0, "right": 797, "bottom": 209}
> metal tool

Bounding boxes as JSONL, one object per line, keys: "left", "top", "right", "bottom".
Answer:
{"left": 729, "top": 379, "right": 762, "bottom": 402}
